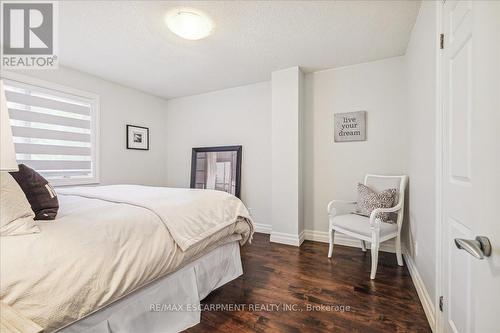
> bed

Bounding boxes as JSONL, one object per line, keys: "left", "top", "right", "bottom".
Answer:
{"left": 0, "top": 185, "right": 254, "bottom": 332}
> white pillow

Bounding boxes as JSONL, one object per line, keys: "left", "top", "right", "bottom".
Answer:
{"left": 0, "top": 172, "right": 40, "bottom": 236}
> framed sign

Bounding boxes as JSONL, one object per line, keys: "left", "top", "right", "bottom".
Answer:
{"left": 334, "top": 111, "right": 366, "bottom": 142}
{"left": 126, "top": 125, "right": 149, "bottom": 150}
{"left": 190, "top": 146, "right": 242, "bottom": 198}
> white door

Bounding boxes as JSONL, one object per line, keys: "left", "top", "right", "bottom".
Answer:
{"left": 440, "top": 0, "right": 500, "bottom": 332}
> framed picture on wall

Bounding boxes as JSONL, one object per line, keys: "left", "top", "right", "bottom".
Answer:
{"left": 334, "top": 111, "right": 367, "bottom": 142}
{"left": 190, "top": 146, "right": 242, "bottom": 198}
{"left": 126, "top": 125, "right": 149, "bottom": 150}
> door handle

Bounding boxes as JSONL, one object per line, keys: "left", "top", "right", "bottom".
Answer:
{"left": 454, "top": 236, "right": 492, "bottom": 259}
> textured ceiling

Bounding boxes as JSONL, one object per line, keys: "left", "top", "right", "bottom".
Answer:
{"left": 59, "top": 1, "right": 420, "bottom": 99}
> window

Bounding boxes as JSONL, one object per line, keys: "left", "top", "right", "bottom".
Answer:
{"left": 3, "top": 75, "right": 99, "bottom": 186}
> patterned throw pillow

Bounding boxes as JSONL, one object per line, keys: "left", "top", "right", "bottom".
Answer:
{"left": 355, "top": 183, "right": 397, "bottom": 223}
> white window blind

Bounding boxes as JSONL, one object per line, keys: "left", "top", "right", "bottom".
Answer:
{"left": 4, "top": 78, "right": 99, "bottom": 186}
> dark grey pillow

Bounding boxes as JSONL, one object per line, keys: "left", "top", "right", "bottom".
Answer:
{"left": 355, "top": 183, "right": 397, "bottom": 223}
{"left": 9, "top": 164, "right": 59, "bottom": 220}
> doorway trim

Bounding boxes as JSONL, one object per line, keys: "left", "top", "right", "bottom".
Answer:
{"left": 434, "top": 1, "right": 444, "bottom": 332}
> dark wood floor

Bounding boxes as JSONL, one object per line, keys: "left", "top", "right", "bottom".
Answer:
{"left": 185, "top": 233, "right": 430, "bottom": 333}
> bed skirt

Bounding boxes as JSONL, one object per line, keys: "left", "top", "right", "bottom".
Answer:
{"left": 58, "top": 242, "right": 242, "bottom": 333}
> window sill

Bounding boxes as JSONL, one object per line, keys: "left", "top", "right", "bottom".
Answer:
{"left": 52, "top": 177, "right": 100, "bottom": 187}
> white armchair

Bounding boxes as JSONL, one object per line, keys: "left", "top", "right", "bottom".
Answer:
{"left": 327, "top": 174, "right": 408, "bottom": 279}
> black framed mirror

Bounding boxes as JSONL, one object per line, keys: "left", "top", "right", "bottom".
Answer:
{"left": 190, "top": 146, "right": 242, "bottom": 198}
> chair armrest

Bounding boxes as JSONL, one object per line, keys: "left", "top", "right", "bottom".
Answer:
{"left": 369, "top": 203, "right": 403, "bottom": 227}
{"left": 327, "top": 200, "right": 357, "bottom": 217}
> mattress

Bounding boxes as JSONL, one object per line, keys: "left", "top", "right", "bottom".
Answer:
{"left": 0, "top": 186, "right": 253, "bottom": 332}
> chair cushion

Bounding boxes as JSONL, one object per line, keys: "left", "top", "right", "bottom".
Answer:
{"left": 331, "top": 213, "right": 398, "bottom": 238}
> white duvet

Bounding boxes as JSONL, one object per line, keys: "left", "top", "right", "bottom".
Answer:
{"left": 57, "top": 185, "right": 253, "bottom": 251}
{"left": 0, "top": 185, "right": 253, "bottom": 332}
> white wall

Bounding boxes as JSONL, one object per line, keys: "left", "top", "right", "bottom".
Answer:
{"left": 164, "top": 58, "right": 410, "bottom": 246}
{"left": 12, "top": 66, "right": 169, "bottom": 186}
{"left": 164, "top": 82, "right": 272, "bottom": 227}
{"left": 404, "top": 0, "right": 438, "bottom": 305}
{"left": 270, "top": 67, "right": 304, "bottom": 244}
{"left": 303, "top": 57, "right": 408, "bottom": 233}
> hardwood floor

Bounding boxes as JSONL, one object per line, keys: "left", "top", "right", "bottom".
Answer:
{"left": 185, "top": 233, "right": 431, "bottom": 333}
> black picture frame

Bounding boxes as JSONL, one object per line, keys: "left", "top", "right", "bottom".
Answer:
{"left": 126, "top": 125, "right": 149, "bottom": 150}
{"left": 190, "top": 145, "right": 242, "bottom": 198}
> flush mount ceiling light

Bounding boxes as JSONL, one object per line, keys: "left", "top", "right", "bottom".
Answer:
{"left": 165, "top": 9, "right": 214, "bottom": 40}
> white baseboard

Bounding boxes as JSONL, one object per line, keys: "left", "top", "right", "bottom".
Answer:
{"left": 254, "top": 223, "right": 272, "bottom": 234}
{"left": 303, "top": 229, "right": 396, "bottom": 253}
{"left": 403, "top": 248, "right": 436, "bottom": 332}
{"left": 270, "top": 230, "right": 304, "bottom": 246}
{"left": 303, "top": 229, "right": 329, "bottom": 243}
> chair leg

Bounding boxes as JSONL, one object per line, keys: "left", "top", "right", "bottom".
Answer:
{"left": 328, "top": 228, "right": 335, "bottom": 258}
{"left": 396, "top": 234, "right": 403, "bottom": 266}
{"left": 370, "top": 242, "right": 379, "bottom": 280}
{"left": 360, "top": 240, "right": 367, "bottom": 252}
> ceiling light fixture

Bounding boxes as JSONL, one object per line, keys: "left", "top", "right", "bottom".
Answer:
{"left": 165, "top": 9, "right": 214, "bottom": 40}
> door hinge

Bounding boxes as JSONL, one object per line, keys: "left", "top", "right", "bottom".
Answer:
{"left": 439, "top": 296, "right": 444, "bottom": 312}
{"left": 440, "top": 34, "right": 445, "bottom": 49}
